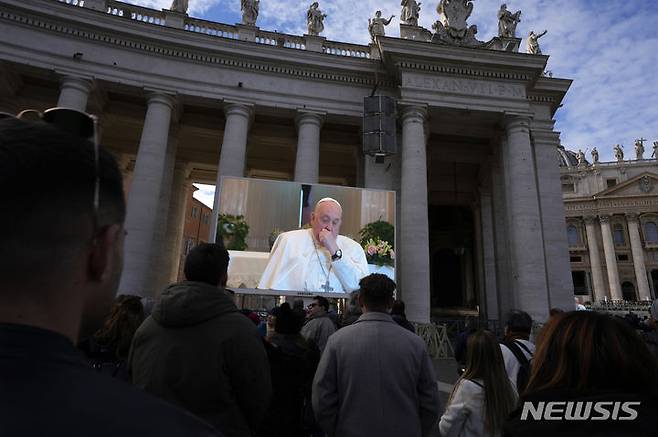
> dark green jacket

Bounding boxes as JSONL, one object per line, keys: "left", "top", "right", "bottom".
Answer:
{"left": 129, "top": 282, "right": 272, "bottom": 437}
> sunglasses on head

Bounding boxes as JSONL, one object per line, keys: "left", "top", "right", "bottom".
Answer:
{"left": 1, "top": 107, "right": 100, "bottom": 224}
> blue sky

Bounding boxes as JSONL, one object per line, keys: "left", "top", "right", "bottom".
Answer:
{"left": 126, "top": 0, "right": 658, "bottom": 207}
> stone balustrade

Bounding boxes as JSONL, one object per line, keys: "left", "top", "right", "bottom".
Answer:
{"left": 64, "top": 0, "right": 371, "bottom": 59}
{"left": 57, "top": 0, "right": 84, "bottom": 7}
{"left": 255, "top": 30, "right": 306, "bottom": 50}
{"left": 107, "top": 0, "right": 165, "bottom": 26}
{"left": 184, "top": 17, "right": 239, "bottom": 40}
{"left": 322, "top": 41, "right": 371, "bottom": 58}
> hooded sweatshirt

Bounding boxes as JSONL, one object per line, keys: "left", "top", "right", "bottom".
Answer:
{"left": 129, "top": 281, "right": 272, "bottom": 437}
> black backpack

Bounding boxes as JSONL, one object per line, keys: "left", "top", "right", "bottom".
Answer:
{"left": 502, "top": 339, "right": 532, "bottom": 393}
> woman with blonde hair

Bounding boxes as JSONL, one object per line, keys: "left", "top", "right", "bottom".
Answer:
{"left": 439, "top": 329, "right": 517, "bottom": 437}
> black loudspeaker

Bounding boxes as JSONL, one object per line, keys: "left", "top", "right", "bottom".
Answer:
{"left": 363, "top": 96, "right": 396, "bottom": 162}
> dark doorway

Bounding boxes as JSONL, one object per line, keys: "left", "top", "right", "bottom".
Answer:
{"left": 428, "top": 206, "right": 475, "bottom": 310}
{"left": 652, "top": 270, "right": 658, "bottom": 299}
{"left": 432, "top": 249, "right": 462, "bottom": 307}
{"left": 572, "top": 271, "right": 588, "bottom": 295}
{"left": 621, "top": 281, "right": 637, "bottom": 301}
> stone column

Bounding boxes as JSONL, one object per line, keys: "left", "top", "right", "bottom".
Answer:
{"left": 479, "top": 190, "right": 499, "bottom": 320}
{"left": 294, "top": 110, "right": 325, "bottom": 184}
{"left": 531, "top": 127, "right": 575, "bottom": 310}
{"left": 0, "top": 62, "right": 23, "bottom": 114}
{"left": 164, "top": 163, "right": 192, "bottom": 283}
{"left": 209, "top": 102, "right": 253, "bottom": 241}
{"left": 147, "top": 128, "right": 178, "bottom": 295}
{"left": 119, "top": 92, "right": 175, "bottom": 297}
{"left": 502, "top": 116, "right": 549, "bottom": 319}
{"left": 599, "top": 215, "right": 623, "bottom": 300}
{"left": 627, "top": 213, "right": 652, "bottom": 301}
{"left": 399, "top": 105, "right": 430, "bottom": 324}
{"left": 57, "top": 76, "right": 93, "bottom": 111}
{"left": 584, "top": 216, "right": 607, "bottom": 302}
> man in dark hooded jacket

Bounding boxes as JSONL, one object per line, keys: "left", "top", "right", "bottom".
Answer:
{"left": 129, "top": 243, "right": 272, "bottom": 437}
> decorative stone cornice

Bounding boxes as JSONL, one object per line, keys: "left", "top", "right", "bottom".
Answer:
{"left": 0, "top": 7, "right": 384, "bottom": 88}
{"left": 565, "top": 197, "right": 658, "bottom": 215}
{"left": 396, "top": 60, "right": 530, "bottom": 81}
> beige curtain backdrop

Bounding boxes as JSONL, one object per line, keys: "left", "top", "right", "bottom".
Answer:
{"left": 360, "top": 190, "right": 395, "bottom": 228}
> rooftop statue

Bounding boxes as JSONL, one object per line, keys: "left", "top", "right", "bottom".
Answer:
{"left": 307, "top": 2, "right": 327, "bottom": 36}
{"left": 613, "top": 144, "right": 624, "bottom": 162}
{"left": 653, "top": 141, "right": 658, "bottom": 159}
{"left": 527, "top": 29, "right": 547, "bottom": 54}
{"left": 240, "top": 0, "right": 259, "bottom": 26}
{"left": 432, "top": 0, "right": 481, "bottom": 46}
{"left": 635, "top": 138, "right": 646, "bottom": 160}
{"left": 368, "top": 11, "right": 394, "bottom": 41}
{"left": 591, "top": 147, "right": 599, "bottom": 164}
{"left": 400, "top": 0, "right": 421, "bottom": 26}
{"left": 169, "top": 0, "right": 188, "bottom": 14}
{"left": 576, "top": 149, "right": 586, "bottom": 167}
{"left": 497, "top": 4, "right": 521, "bottom": 38}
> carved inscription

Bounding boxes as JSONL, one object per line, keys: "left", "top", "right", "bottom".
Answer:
{"left": 403, "top": 74, "right": 526, "bottom": 99}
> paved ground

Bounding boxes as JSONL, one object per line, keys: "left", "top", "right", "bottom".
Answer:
{"left": 433, "top": 358, "right": 460, "bottom": 413}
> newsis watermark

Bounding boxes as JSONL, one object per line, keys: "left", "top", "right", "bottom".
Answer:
{"left": 521, "top": 401, "right": 641, "bottom": 421}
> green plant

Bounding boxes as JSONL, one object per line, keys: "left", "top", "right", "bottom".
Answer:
{"left": 217, "top": 214, "right": 249, "bottom": 250}
{"left": 359, "top": 220, "right": 394, "bottom": 249}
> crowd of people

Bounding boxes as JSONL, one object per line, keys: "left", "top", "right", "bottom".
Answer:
{"left": 1, "top": 114, "right": 658, "bottom": 437}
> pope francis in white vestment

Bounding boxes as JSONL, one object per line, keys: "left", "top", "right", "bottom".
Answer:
{"left": 258, "top": 198, "right": 369, "bottom": 293}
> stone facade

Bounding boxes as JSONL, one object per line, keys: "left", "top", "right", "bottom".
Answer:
{"left": 176, "top": 188, "right": 212, "bottom": 282}
{"left": 0, "top": 0, "right": 575, "bottom": 323}
{"left": 560, "top": 147, "right": 658, "bottom": 302}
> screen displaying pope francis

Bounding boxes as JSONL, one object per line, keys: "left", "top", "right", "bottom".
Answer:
{"left": 216, "top": 177, "right": 396, "bottom": 294}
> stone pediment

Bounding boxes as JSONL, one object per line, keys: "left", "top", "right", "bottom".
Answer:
{"left": 594, "top": 172, "right": 658, "bottom": 198}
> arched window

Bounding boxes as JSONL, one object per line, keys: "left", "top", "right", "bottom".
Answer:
{"left": 644, "top": 221, "right": 658, "bottom": 243}
{"left": 613, "top": 224, "right": 626, "bottom": 246}
{"left": 567, "top": 225, "right": 580, "bottom": 247}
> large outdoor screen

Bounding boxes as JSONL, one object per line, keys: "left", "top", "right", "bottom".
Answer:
{"left": 214, "top": 176, "right": 396, "bottom": 296}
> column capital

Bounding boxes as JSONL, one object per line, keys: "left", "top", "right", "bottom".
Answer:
{"left": 59, "top": 75, "right": 94, "bottom": 95}
{"left": 295, "top": 109, "right": 326, "bottom": 128}
{"left": 583, "top": 215, "right": 599, "bottom": 225}
{"left": 223, "top": 101, "right": 254, "bottom": 119}
{"left": 145, "top": 91, "right": 177, "bottom": 109}
{"left": 504, "top": 113, "right": 532, "bottom": 132}
{"left": 174, "top": 161, "right": 192, "bottom": 179}
{"left": 400, "top": 104, "right": 428, "bottom": 123}
{"left": 530, "top": 128, "right": 561, "bottom": 146}
{"left": 625, "top": 212, "right": 639, "bottom": 223}
{"left": 599, "top": 214, "right": 612, "bottom": 224}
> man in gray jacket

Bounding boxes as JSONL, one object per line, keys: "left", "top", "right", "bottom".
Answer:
{"left": 300, "top": 295, "right": 336, "bottom": 352}
{"left": 129, "top": 243, "right": 271, "bottom": 437}
{"left": 312, "top": 274, "right": 441, "bottom": 437}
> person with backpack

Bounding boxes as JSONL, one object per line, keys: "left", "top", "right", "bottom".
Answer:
{"left": 499, "top": 310, "right": 534, "bottom": 393}
{"left": 439, "top": 330, "right": 518, "bottom": 437}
